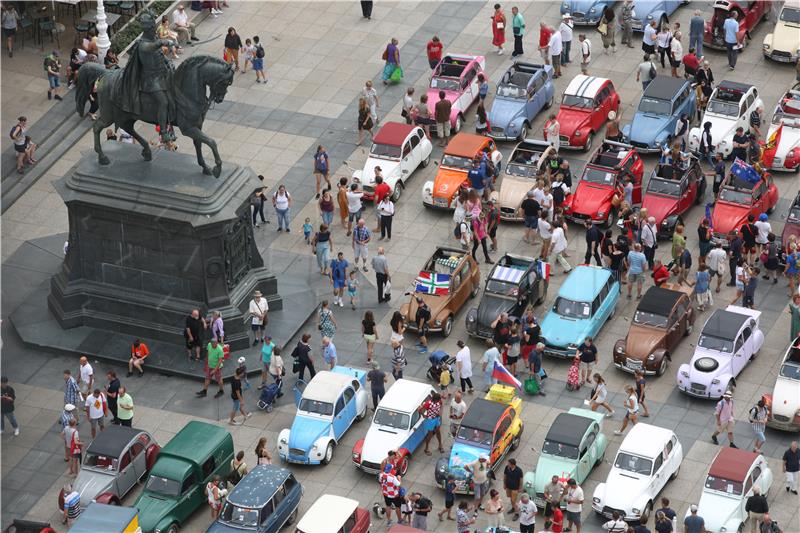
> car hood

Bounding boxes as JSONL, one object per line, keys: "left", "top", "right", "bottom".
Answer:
{"left": 704, "top": 114, "right": 739, "bottom": 144}
{"left": 359, "top": 159, "right": 400, "bottom": 184}
{"left": 570, "top": 180, "right": 614, "bottom": 216}
{"left": 532, "top": 455, "right": 577, "bottom": 493}
{"left": 433, "top": 168, "right": 468, "bottom": 199}
{"left": 783, "top": 221, "right": 800, "bottom": 244}
{"left": 404, "top": 294, "right": 448, "bottom": 324}
{"left": 711, "top": 201, "right": 750, "bottom": 235}
{"left": 558, "top": 107, "right": 591, "bottom": 135}
{"left": 477, "top": 295, "right": 516, "bottom": 328}
{"left": 427, "top": 89, "right": 460, "bottom": 112}
{"left": 567, "top": 0, "right": 605, "bottom": 12}
{"left": 488, "top": 98, "right": 526, "bottom": 128}
{"left": 771, "top": 21, "right": 800, "bottom": 51}
{"left": 697, "top": 493, "right": 742, "bottom": 532}
{"left": 499, "top": 177, "right": 534, "bottom": 210}
{"left": 628, "top": 113, "right": 670, "bottom": 145}
{"left": 772, "top": 377, "right": 800, "bottom": 417}
{"left": 625, "top": 325, "right": 665, "bottom": 359}
{"left": 136, "top": 492, "right": 175, "bottom": 533}
{"left": 771, "top": 124, "right": 800, "bottom": 158}
{"left": 206, "top": 521, "right": 247, "bottom": 533}
{"left": 362, "top": 423, "right": 409, "bottom": 464}
{"left": 642, "top": 193, "right": 680, "bottom": 225}
{"left": 448, "top": 441, "right": 490, "bottom": 480}
{"left": 541, "top": 312, "right": 590, "bottom": 348}
{"left": 288, "top": 415, "right": 331, "bottom": 451}
{"left": 74, "top": 470, "right": 114, "bottom": 506}
{"left": 600, "top": 470, "right": 652, "bottom": 509}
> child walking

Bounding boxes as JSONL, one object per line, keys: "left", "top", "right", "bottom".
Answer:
{"left": 303, "top": 217, "right": 313, "bottom": 244}
{"left": 347, "top": 270, "right": 359, "bottom": 310}
{"left": 439, "top": 363, "right": 451, "bottom": 401}
{"left": 237, "top": 356, "right": 251, "bottom": 391}
{"left": 241, "top": 38, "right": 255, "bottom": 73}
{"left": 252, "top": 36, "right": 266, "bottom": 83}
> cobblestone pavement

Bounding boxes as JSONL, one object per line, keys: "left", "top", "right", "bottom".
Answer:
{"left": 2, "top": 1, "right": 799, "bottom": 532}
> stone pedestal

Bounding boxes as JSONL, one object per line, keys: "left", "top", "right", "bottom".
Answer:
{"left": 48, "top": 143, "right": 281, "bottom": 351}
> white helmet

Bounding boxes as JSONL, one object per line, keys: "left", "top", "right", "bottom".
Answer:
{"left": 237, "top": 356, "right": 246, "bottom": 364}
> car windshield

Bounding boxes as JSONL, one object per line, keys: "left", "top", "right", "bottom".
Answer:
{"left": 582, "top": 167, "right": 615, "bottom": 185}
{"left": 553, "top": 297, "right": 591, "bottom": 319}
{"left": 507, "top": 163, "right": 539, "bottom": 178}
{"left": 83, "top": 453, "right": 117, "bottom": 471}
{"left": 299, "top": 399, "right": 333, "bottom": 416}
{"left": 706, "top": 98, "right": 739, "bottom": 117}
{"left": 456, "top": 426, "right": 493, "bottom": 447}
{"left": 614, "top": 452, "right": 653, "bottom": 475}
{"left": 497, "top": 83, "right": 527, "bottom": 99}
{"left": 562, "top": 94, "right": 593, "bottom": 108}
{"left": 647, "top": 177, "right": 681, "bottom": 197}
{"left": 780, "top": 362, "right": 800, "bottom": 380}
{"left": 220, "top": 503, "right": 259, "bottom": 527}
{"left": 780, "top": 6, "right": 800, "bottom": 23}
{"left": 374, "top": 408, "right": 410, "bottom": 430}
{"left": 697, "top": 334, "right": 734, "bottom": 353}
{"left": 633, "top": 310, "right": 668, "bottom": 328}
{"left": 718, "top": 187, "right": 751, "bottom": 205}
{"left": 370, "top": 143, "right": 401, "bottom": 159}
{"left": 705, "top": 474, "right": 743, "bottom": 496}
{"left": 431, "top": 77, "right": 460, "bottom": 91}
{"left": 542, "top": 440, "right": 579, "bottom": 460}
{"left": 145, "top": 475, "right": 181, "bottom": 498}
{"left": 638, "top": 97, "right": 672, "bottom": 115}
{"left": 485, "top": 279, "right": 520, "bottom": 297}
{"left": 441, "top": 154, "right": 474, "bottom": 170}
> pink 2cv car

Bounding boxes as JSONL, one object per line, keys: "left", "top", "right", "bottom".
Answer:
{"left": 427, "top": 54, "right": 486, "bottom": 134}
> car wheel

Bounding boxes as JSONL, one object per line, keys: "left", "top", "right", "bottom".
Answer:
{"left": 670, "top": 463, "right": 680, "bottom": 481}
{"left": 442, "top": 316, "right": 454, "bottom": 337}
{"left": 594, "top": 448, "right": 605, "bottom": 468}
{"left": 421, "top": 153, "right": 431, "bottom": 167}
{"left": 601, "top": 210, "right": 614, "bottom": 230}
{"left": 455, "top": 115, "right": 463, "bottom": 133}
{"left": 286, "top": 508, "right": 298, "bottom": 525}
{"left": 392, "top": 181, "right": 404, "bottom": 202}
{"left": 640, "top": 501, "right": 653, "bottom": 524}
{"left": 545, "top": 93, "right": 554, "bottom": 109}
{"left": 657, "top": 356, "right": 669, "bottom": 377}
{"left": 511, "top": 434, "right": 521, "bottom": 451}
{"left": 357, "top": 403, "right": 368, "bottom": 422}
{"left": 167, "top": 524, "right": 179, "bottom": 533}
{"left": 726, "top": 380, "right": 736, "bottom": 395}
{"left": 583, "top": 131, "right": 594, "bottom": 152}
{"left": 398, "top": 456, "right": 409, "bottom": 476}
{"left": 322, "top": 442, "right": 335, "bottom": 465}
{"left": 470, "top": 282, "right": 480, "bottom": 298}
{"left": 766, "top": 203, "right": 774, "bottom": 214}
{"left": 518, "top": 123, "right": 529, "bottom": 142}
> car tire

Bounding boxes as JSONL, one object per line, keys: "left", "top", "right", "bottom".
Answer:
{"left": 670, "top": 463, "right": 680, "bottom": 481}
{"left": 583, "top": 131, "right": 594, "bottom": 152}
{"left": 511, "top": 434, "right": 521, "bottom": 451}
{"left": 421, "top": 153, "right": 431, "bottom": 167}
{"left": 357, "top": 403, "right": 368, "bottom": 422}
{"left": 398, "top": 456, "right": 409, "bottom": 476}
{"left": 455, "top": 115, "right": 463, "bottom": 133}
{"left": 684, "top": 321, "right": 693, "bottom": 337}
{"left": 442, "top": 316, "right": 454, "bottom": 337}
{"left": 601, "top": 210, "right": 614, "bottom": 229}
{"left": 470, "top": 282, "right": 480, "bottom": 298}
{"left": 657, "top": 356, "right": 669, "bottom": 377}
{"left": 322, "top": 442, "right": 335, "bottom": 465}
{"left": 640, "top": 501, "right": 653, "bottom": 524}
{"left": 594, "top": 448, "right": 605, "bottom": 468}
{"left": 286, "top": 508, "right": 298, "bottom": 526}
{"left": 518, "top": 123, "right": 529, "bottom": 142}
{"left": 167, "top": 524, "right": 179, "bottom": 533}
{"left": 766, "top": 203, "right": 774, "bottom": 214}
{"left": 392, "top": 181, "right": 404, "bottom": 202}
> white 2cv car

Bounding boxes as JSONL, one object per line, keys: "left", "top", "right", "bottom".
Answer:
{"left": 278, "top": 367, "right": 368, "bottom": 465}
{"left": 766, "top": 341, "right": 800, "bottom": 431}
{"left": 352, "top": 122, "right": 433, "bottom": 202}
{"left": 677, "top": 305, "right": 763, "bottom": 399}
{"left": 688, "top": 81, "right": 764, "bottom": 158}
{"left": 592, "top": 423, "right": 683, "bottom": 524}
{"left": 691, "top": 447, "right": 773, "bottom": 533}
{"left": 352, "top": 379, "right": 437, "bottom": 475}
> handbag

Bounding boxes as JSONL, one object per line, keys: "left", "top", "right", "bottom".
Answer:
{"left": 496, "top": 21, "right": 504, "bottom": 30}
{"left": 597, "top": 21, "right": 608, "bottom": 36}
{"left": 292, "top": 358, "right": 300, "bottom": 374}
{"left": 390, "top": 65, "right": 404, "bottom": 83}
{"left": 381, "top": 49, "right": 388, "bottom": 61}
{"left": 759, "top": 251, "right": 769, "bottom": 264}
{"left": 384, "top": 279, "right": 392, "bottom": 294}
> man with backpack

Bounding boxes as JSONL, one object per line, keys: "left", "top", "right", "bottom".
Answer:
{"left": 44, "top": 50, "right": 62, "bottom": 101}
{"left": 749, "top": 398, "right": 768, "bottom": 454}
{"left": 252, "top": 36, "right": 266, "bottom": 83}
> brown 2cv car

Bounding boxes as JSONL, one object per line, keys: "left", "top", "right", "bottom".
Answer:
{"left": 613, "top": 284, "right": 695, "bottom": 376}
{"left": 400, "top": 247, "right": 481, "bottom": 337}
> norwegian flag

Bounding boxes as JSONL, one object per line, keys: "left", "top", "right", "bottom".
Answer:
{"left": 416, "top": 271, "right": 450, "bottom": 295}
{"left": 536, "top": 260, "right": 551, "bottom": 281}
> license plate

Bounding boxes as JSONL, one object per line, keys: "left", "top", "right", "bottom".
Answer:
{"left": 690, "top": 388, "right": 704, "bottom": 395}
{"left": 434, "top": 198, "right": 448, "bottom": 207}
{"left": 534, "top": 497, "right": 545, "bottom": 507}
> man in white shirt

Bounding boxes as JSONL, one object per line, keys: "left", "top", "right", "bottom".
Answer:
{"left": 548, "top": 27, "right": 563, "bottom": 78}
{"left": 669, "top": 31, "right": 683, "bottom": 77}
{"left": 518, "top": 492, "right": 538, "bottom": 533}
{"left": 578, "top": 34, "right": 591, "bottom": 74}
{"left": 248, "top": 290, "right": 269, "bottom": 346}
{"left": 538, "top": 214, "right": 552, "bottom": 259}
{"left": 642, "top": 20, "right": 657, "bottom": 55}
{"left": 706, "top": 241, "right": 727, "bottom": 294}
{"left": 84, "top": 389, "right": 107, "bottom": 439}
{"left": 481, "top": 342, "right": 500, "bottom": 391}
{"left": 171, "top": 4, "right": 197, "bottom": 45}
{"left": 449, "top": 390, "right": 467, "bottom": 437}
{"left": 346, "top": 183, "right": 364, "bottom": 235}
{"left": 78, "top": 356, "right": 93, "bottom": 399}
{"left": 559, "top": 14, "right": 573, "bottom": 65}
{"left": 565, "top": 478, "right": 584, "bottom": 533}
{"left": 455, "top": 340, "right": 474, "bottom": 394}
{"left": 640, "top": 216, "right": 657, "bottom": 269}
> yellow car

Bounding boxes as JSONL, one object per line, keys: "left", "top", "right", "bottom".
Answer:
{"left": 434, "top": 385, "right": 523, "bottom": 493}
{"left": 763, "top": 0, "right": 800, "bottom": 63}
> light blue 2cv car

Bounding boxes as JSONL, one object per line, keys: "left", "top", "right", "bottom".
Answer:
{"left": 623, "top": 75, "right": 697, "bottom": 152}
{"left": 540, "top": 265, "right": 620, "bottom": 359}
{"left": 488, "top": 62, "right": 555, "bottom": 142}
{"left": 561, "top": 0, "right": 615, "bottom": 24}
{"left": 629, "top": 0, "right": 689, "bottom": 31}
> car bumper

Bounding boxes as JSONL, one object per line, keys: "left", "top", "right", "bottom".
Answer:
{"left": 423, "top": 198, "right": 454, "bottom": 210}
{"left": 279, "top": 452, "right": 323, "bottom": 465}
{"left": 543, "top": 345, "right": 575, "bottom": 359}
{"left": 593, "top": 503, "right": 636, "bottom": 521}
{"left": 766, "top": 416, "right": 800, "bottom": 432}
{"left": 627, "top": 140, "right": 662, "bottom": 153}
{"left": 487, "top": 130, "right": 520, "bottom": 141}
{"left": 613, "top": 357, "right": 658, "bottom": 376}
{"left": 765, "top": 50, "right": 799, "bottom": 62}
{"left": 466, "top": 326, "right": 493, "bottom": 339}
{"left": 354, "top": 460, "right": 383, "bottom": 475}
{"left": 565, "top": 212, "right": 604, "bottom": 225}
{"left": 558, "top": 136, "right": 584, "bottom": 150}
{"left": 677, "top": 384, "right": 722, "bottom": 399}
{"left": 406, "top": 322, "right": 445, "bottom": 334}
{"left": 770, "top": 156, "right": 800, "bottom": 171}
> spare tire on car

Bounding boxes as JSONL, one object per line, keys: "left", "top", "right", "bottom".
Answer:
{"left": 694, "top": 357, "right": 719, "bottom": 372}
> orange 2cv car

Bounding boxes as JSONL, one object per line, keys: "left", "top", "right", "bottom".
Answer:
{"left": 422, "top": 133, "right": 502, "bottom": 209}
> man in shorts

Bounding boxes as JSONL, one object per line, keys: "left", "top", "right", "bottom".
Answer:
{"left": 352, "top": 218, "right": 372, "bottom": 272}
{"left": 626, "top": 243, "right": 648, "bottom": 299}
{"left": 706, "top": 241, "right": 727, "bottom": 294}
{"left": 576, "top": 337, "right": 597, "bottom": 386}
{"left": 330, "top": 252, "right": 349, "bottom": 307}
{"left": 420, "top": 392, "right": 444, "bottom": 455}
{"left": 465, "top": 455, "right": 490, "bottom": 508}
{"left": 259, "top": 336, "right": 275, "bottom": 389}
{"left": 184, "top": 308, "right": 206, "bottom": 361}
{"left": 197, "top": 339, "right": 225, "bottom": 398}
{"left": 711, "top": 390, "right": 736, "bottom": 447}
{"left": 415, "top": 297, "right": 431, "bottom": 354}
{"left": 520, "top": 190, "right": 540, "bottom": 244}
{"left": 84, "top": 388, "right": 107, "bottom": 438}
{"left": 503, "top": 458, "right": 523, "bottom": 517}
{"left": 449, "top": 390, "right": 467, "bottom": 438}
{"left": 346, "top": 183, "right": 364, "bottom": 236}
{"left": 379, "top": 464, "right": 404, "bottom": 527}
{"left": 564, "top": 478, "right": 584, "bottom": 533}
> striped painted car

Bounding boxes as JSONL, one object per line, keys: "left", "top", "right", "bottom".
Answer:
{"left": 552, "top": 75, "right": 620, "bottom": 152}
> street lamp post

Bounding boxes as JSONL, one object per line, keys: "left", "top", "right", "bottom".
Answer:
{"left": 96, "top": 0, "right": 111, "bottom": 64}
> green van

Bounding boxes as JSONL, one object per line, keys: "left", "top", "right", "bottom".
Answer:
{"left": 135, "top": 421, "right": 234, "bottom": 533}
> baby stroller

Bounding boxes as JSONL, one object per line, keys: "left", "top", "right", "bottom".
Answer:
{"left": 566, "top": 356, "right": 582, "bottom": 392}
{"left": 426, "top": 350, "right": 455, "bottom": 382}
{"left": 257, "top": 379, "right": 282, "bottom": 412}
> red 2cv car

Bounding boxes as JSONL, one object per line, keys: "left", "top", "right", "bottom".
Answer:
{"left": 563, "top": 140, "right": 644, "bottom": 228}
{"left": 642, "top": 155, "right": 708, "bottom": 239}
{"left": 553, "top": 74, "right": 620, "bottom": 152}
{"left": 710, "top": 166, "right": 779, "bottom": 246}
{"left": 704, "top": 0, "right": 772, "bottom": 50}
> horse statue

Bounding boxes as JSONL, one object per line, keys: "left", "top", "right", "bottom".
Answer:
{"left": 75, "top": 12, "right": 234, "bottom": 177}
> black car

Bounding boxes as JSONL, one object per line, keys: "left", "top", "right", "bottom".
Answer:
{"left": 465, "top": 253, "right": 548, "bottom": 339}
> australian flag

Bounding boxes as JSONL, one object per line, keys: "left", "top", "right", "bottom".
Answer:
{"left": 416, "top": 272, "right": 450, "bottom": 295}
{"left": 730, "top": 158, "right": 761, "bottom": 185}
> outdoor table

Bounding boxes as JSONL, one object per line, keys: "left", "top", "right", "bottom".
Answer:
{"left": 80, "top": 9, "right": 122, "bottom": 33}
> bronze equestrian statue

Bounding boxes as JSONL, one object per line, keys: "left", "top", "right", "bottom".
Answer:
{"left": 75, "top": 9, "right": 234, "bottom": 177}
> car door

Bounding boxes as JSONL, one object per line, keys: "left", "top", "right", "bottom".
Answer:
{"left": 259, "top": 500, "right": 275, "bottom": 532}
{"left": 351, "top": 379, "right": 367, "bottom": 418}
{"left": 406, "top": 407, "right": 427, "bottom": 452}
{"left": 399, "top": 141, "right": 414, "bottom": 186}
{"left": 491, "top": 415, "right": 513, "bottom": 464}
{"left": 270, "top": 484, "right": 288, "bottom": 529}
{"left": 593, "top": 87, "right": 609, "bottom": 131}
{"left": 732, "top": 329, "right": 748, "bottom": 375}
{"left": 459, "top": 65, "right": 478, "bottom": 111}
{"left": 451, "top": 261, "right": 473, "bottom": 312}
{"left": 577, "top": 428, "right": 597, "bottom": 481}
{"left": 115, "top": 449, "right": 138, "bottom": 498}
{"left": 130, "top": 439, "right": 148, "bottom": 485}
{"left": 649, "top": 452, "right": 668, "bottom": 498}
{"left": 332, "top": 393, "right": 349, "bottom": 440}
{"left": 529, "top": 75, "right": 546, "bottom": 120}
{"left": 407, "top": 132, "right": 422, "bottom": 172}
{"left": 625, "top": 155, "right": 644, "bottom": 204}
{"left": 178, "top": 472, "right": 201, "bottom": 523}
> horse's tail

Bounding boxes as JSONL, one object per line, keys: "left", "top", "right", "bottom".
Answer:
{"left": 75, "top": 62, "right": 106, "bottom": 117}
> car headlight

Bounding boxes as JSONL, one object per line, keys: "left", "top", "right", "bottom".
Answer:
{"left": 763, "top": 44, "right": 770, "bottom": 51}
{"left": 438, "top": 463, "right": 448, "bottom": 473}
{"left": 680, "top": 370, "right": 689, "bottom": 378}
{"left": 575, "top": 131, "right": 582, "bottom": 137}
{"left": 280, "top": 437, "right": 287, "bottom": 444}
{"left": 632, "top": 507, "right": 640, "bottom": 515}
{"left": 597, "top": 211, "right": 606, "bottom": 218}
{"left": 435, "top": 320, "right": 441, "bottom": 326}
{"left": 646, "top": 14, "right": 653, "bottom": 20}
{"left": 616, "top": 346, "right": 624, "bottom": 354}
{"left": 647, "top": 353, "right": 656, "bottom": 361}
{"left": 720, "top": 528, "right": 727, "bottom": 533}
{"left": 312, "top": 443, "right": 318, "bottom": 450}
{"left": 593, "top": 497, "right": 601, "bottom": 504}
{"left": 567, "top": 343, "right": 578, "bottom": 351}
{"left": 711, "top": 378, "right": 720, "bottom": 385}
{"left": 589, "top": 6, "right": 596, "bottom": 13}
{"left": 467, "top": 314, "right": 475, "bottom": 323}
{"left": 562, "top": 2, "right": 570, "bottom": 10}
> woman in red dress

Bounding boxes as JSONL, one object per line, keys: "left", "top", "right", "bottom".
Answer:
{"left": 491, "top": 4, "right": 506, "bottom": 55}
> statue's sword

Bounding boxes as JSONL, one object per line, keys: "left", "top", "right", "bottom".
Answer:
{"left": 185, "top": 33, "right": 223, "bottom": 48}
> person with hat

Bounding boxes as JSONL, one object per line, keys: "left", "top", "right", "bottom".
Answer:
{"left": 711, "top": 390, "right": 737, "bottom": 448}
{"left": 58, "top": 404, "right": 76, "bottom": 460}
{"left": 465, "top": 454, "right": 491, "bottom": 508}
{"left": 560, "top": 14, "right": 573, "bottom": 65}
{"left": 248, "top": 290, "right": 269, "bottom": 345}
{"left": 684, "top": 504, "right": 705, "bottom": 533}
{"left": 171, "top": 4, "right": 198, "bottom": 45}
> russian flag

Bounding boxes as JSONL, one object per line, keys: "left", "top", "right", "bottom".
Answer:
{"left": 492, "top": 361, "right": 522, "bottom": 390}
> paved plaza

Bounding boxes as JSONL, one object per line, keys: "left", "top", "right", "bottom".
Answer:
{"left": 1, "top": 1, "right": 800, "bottom": 532}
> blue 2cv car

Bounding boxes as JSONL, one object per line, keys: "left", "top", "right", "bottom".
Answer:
{"left": 488, "top": 62, "right": 555, "bottom": 142}
{"left": 623, "top": 76, "right": 697, "bottom": 152}
{"left": 277, "top": 367, "right": 369, "bottom": 465}
{"left": 540, "top": 265, "right": 620, "bottom": 359}
{"left": 560, "top": 0, "right": 616, "bottom": 25}
{"left": 629, "top": 0, "right": 689, "bottom": 32}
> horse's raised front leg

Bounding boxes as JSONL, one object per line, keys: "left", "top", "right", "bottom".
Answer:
{"left": 121, "top": 121, "right": 152, "bottom": 161}
{"left": 93, "top": 116, "right": 113, "bottom": 166}
{"left": 182, "top": 125, "right": 220, "bottom": 177}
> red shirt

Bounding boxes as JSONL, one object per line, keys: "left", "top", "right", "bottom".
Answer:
{"left": 539, "top": 27, "right": 552, "bottom": 48}
{"left": 131, "top": 342, "right": 149, "bottom": 359}
{"left": 682, "top": 52, "right": 700, "bottom": 70}
{"left": 551, "top": 507, "right": 564, "bottom": 533}
{"left": 653, "top": 265, "right": 670, "bottom": 286}
{"left": 374, "top": 182, "right": 391, "bottom": 202}
{"left": 427, "top": 40, "right": 443, "bottom": 62}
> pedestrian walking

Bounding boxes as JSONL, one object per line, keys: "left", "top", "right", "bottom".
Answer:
{"left": 695, "top": 264, "right": 713, "bottom": 312}
{"left": 548, "top": 27, "right": 563, "bottom": 77}
{"left": 63, "top": 370, "right": 82, "bottom": 423}
{"left": 783, "top": 441, "right": 799, "bottom": 494}
{"left": 228, "top": 368, "right": 251, "bottom": 425}
{"left": 637, "top": 54, "right": 657, "bottom": 90}
{"left": 589, "top": 374, "right": 614, "bottom": 416}
{"left": 197, "top": 339, "right": 226, "bottom": 398}
{"left": 206, "top": 476, "right": 227, "bottom": 520}
{"left": 684, "top": 505, "right": 705, "bottom": 533}
{"left": 312, "top": 224, "right": 334, "bottom": 275}
{"left": 511, "top": 6, "right": 525, "bottom": 57}
{"left": 352, "top": 218, "right": 372, "bottom": 272}
{"left": 224, "top": 27, "right": 242, "bottom": 71}
{"left": 45, "top": 50, "right": 63, "bottom": 101}
{"left": 66, "top": 418, "right": 82, "bottom": 476}
{"left": 544, "top": 113, "right": 560, "bottom": 150}
{"left": 259, "top": 337, "right": 275, "bottom": 389}
{"left": 391, "top": 338, "right": 407, "bottom": 380}
{"left": 711, "top": 390, "right": 737, "bottom": 447}
{"left": 744, "top": 485, "right": 768, "bottom": 533}
{"left": 634, "top": 369, "right": 650, "bottom": 417}
{"left": 455, "top": 340, "right": 475, "bottom": 394}
{"left": 504, "top": 458, "right": 523, "bottom": 517}
{"left": 584, "top": 220, "right": 603, "bottom": 265}
{"left": 598, "top": 5, "right": 616, "bottom": 53}
{"left": 371, "top": 246, "right": 391, "bottom": 304}
{"left": 357, "top": 98, "right": 374, "bottom": 145}
{"left": 1, "top": 377, "right": 19, "bottom": 436}
{"left": 689, "top": 9, "right": 704, "bottom": 57}
{"left": 367, "top": 361, "right": 387, "bottom": 409}
{"left": 491, "top": 4, "right": 507, "bottom": 55}
{"left": 724, "top": 12, "right": 740, "bottom": 69}
{"left": 363, "top": 79, "right": 379, "bottom": 124}
{"left": 249, "top": 290, "right": 268, "bottom": 345}
{"left": 2, "top": 4, "right": 20, "bottom": 57}
{"left": 346, "top": 184, "right": 364, "bottom": 236}
{"left": 10, "top": 116, "right": 37, "bottom": 174}
{"left": 620, "top": 0, "right": 635, "bottom": 47}
{"left": 313, "top": 145, "right": 331, "bottom": 199}
{"left": 655, "top": 23, "right": 672, "bottom": 67}
{"left": 381, "top": 38, "right": 401, "bottom": 85}
{"left": 292, "top": 334, "right": 316, "bottom": 381}
{"left": 471, "top": 211, "right": 492, "bottom": 263}
{"left": 614, "top": 384, "right": 639, "bottom": 435}
{"left": 642, "top": 20, "right": 657, "bottom": 55}
{"left": 465, "top": 455, "right": 491, "bottom": 507}
{"left": 84, "top": 389, "right": 107, "bottom": 438}
{"left": 427, "top": 35, "right": 443, "bottom": 69}
{"left": 377, "top": 195, "right": 394, "bottom": 240}
{"left": 317, "top": 300, "right": 337, "bottom": 340}
{"left": 318, "top": 190, "right": 335, "bottom": 228}
{"left": 538, "top": 21, "right": 552, "bottom": 63}
{"left": 578, "top": 34, "right": 592, "bottom": 73}
{"left": 564, "top": 479, "right": 584, "bottom": 533}
{"left": 322, "top": 336, "right": 337, "bottom": 369}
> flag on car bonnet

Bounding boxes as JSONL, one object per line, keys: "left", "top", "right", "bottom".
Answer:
{"left": 730, "top": 158, "right": 761, "bottom": 185}
{"left": 416, "top": 271, "right": 450, "bottom": 295}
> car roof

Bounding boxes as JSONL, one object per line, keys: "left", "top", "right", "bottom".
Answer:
{"left": 619, "top": 424, "right": 675, "bottom": 458}
{"left": 227, "top": 465, "right": 293, "bottom": 507}
{"left": 373, "top": 122, "right": 416, "bottom": 146}
{"left": 637, "top": 286, "right": 684, "bottom": 316}
{"left": 708, "top": 447, "right": 759, "bottom": 482}
{"left": 160, "top": 421, "right": 231, "bottom": 463}
{"left": 461, "top": 398, "right": 508, "bottom": 432}
{"left": 717, "top": 80, "right": 753, "bottom": 95}
{"left": 303, "top": 371, "right": 353, "bottom": 403}
{"left": 445, "top": 133, "right": 490, "bottom": 157}
{"left": 557, "top": 266, "right": 612, "bottom": 301}
{"left": 701, "top": 309, "right": 750, "bottom": 340}
{"left": 297, "top": 494, "right": 359, "bottom": 532}
{"left": 69, "top": 503, "right": 137, "bottom": 533}
{"left": 643, "top": 76, "right": 689, "bottom": 100}
{"left": 379, "top": 379, "right": 433, "bottom": 412}
{"left": 514, "top": 139, "right": 552, "bottom": 153}
{"left": 546, "top": 412, "right": 594, "bottom": 447}
{"left": 564, "top": 75, "right": 610, "bottom": 98}
{"left": 85, "top": 426, "right": 143, "bottom": 458}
